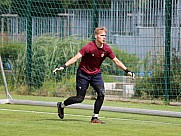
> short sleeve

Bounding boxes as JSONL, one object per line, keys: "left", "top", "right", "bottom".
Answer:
{"left": 106, "top": 45, "right": 115, "bottom": 59}
{"left": 108, "top": 51, "right": 115, "bottom": 59}
{"left": 79, "top": 43, "right": 90, "bottom": 56}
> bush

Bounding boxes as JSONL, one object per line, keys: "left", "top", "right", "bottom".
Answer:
{"left": 102, "top": 46, "right": 141, "bottom": 75}
{"left": 0, "top": 42, "right": 26, "bottom": 87}
{"left": 135, "top": 48, "right": 181, "bottom": 101}
{"left": 0, "top": 43, "right": 22, "bottom": 59}
{"left": 30, "top": 35, "right": 89, "bottom": 89}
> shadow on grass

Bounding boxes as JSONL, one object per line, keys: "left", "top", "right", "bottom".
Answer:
{"left": 38, "top": 118, "right": 89, "bottom": 123}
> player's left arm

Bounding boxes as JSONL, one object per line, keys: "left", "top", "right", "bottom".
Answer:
{"left": 112, "top": 57, "right": 135, "bottom": 79}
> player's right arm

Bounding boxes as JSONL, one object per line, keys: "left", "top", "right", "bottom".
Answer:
{"left": 65, "top": 52, "right": 82, "bottom": 67}
{"left": 53, "top": 52, "right": 82, "bottom": 74}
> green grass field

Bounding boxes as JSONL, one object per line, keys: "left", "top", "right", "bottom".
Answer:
{"left": 0, "top": 94, "right": 181, "bottom": 136}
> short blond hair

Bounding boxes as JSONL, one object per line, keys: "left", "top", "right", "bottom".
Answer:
{"left": 94, "top": 27, "right": 107, "bottom": 35}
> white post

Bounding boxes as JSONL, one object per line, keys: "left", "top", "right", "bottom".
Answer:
{"left": 0, "top": 55, "right": 13, "bottom": 100}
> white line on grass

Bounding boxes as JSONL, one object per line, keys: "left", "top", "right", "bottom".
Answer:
{"left": 0, "top": 108, "right": 181, "bottom": 126}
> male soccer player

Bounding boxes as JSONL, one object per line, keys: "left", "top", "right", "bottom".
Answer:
{"left": 53, "top": 27, "right": 135, "bottom": 124}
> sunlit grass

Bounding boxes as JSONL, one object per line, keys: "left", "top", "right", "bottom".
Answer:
{"left": 0, "top": 103, "right": 181, "bottom": 136}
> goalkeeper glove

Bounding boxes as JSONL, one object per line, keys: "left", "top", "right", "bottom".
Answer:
{"left": 124, "top": 69, "right": 135, "bottom": 80}
{"left": 53, "top": 64, "right": 66, "bottom": 74}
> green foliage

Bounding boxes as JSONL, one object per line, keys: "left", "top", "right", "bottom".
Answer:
{"left": 135, "top": 48, "right": 181, "bottom": 101}
{"left": 11, "top": 44, "right": 27, "bottom": 85}
{"left": 3, "top": 36, "right": 89, "bottom": 94}
{"left": 102, "top": 46, "right": 141, "bottom": 75}
{"left": 7, "top": 36, "right": 140, "bottom": 95}
{"left": 22, "top": 36, "right": 141, "bottom": 95}
{"left": 0, "top": 42, "right": 26, "bottom": 90}
{"left": 0, "top": 0, "right": 12, "bottom": 6}
{"left": 30, "top": 35, "right": 89, "bottom": 90}
{"left": 0, "top": 43, "right": 22, "bottom": 59}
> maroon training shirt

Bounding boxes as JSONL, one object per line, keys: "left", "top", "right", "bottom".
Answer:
{"left": 79, "top": 41, "right": 115, "bottom": 75}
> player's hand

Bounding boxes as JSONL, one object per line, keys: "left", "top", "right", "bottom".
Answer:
{"left": 53, "top": 65, "right": 66, "bottom": 74}
{"left": 125, "top": 69, "right": 135, "bottom": 80}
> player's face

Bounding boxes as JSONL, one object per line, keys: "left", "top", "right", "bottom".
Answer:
{"left": 95, "top": 30, "right": 106, "bottom": 44}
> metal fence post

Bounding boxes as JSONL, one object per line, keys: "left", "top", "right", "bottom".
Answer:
{"left": 26, "top": 0, "right": 32, "bottom": 91}
{"left": 92, "top": 0, "right": 98, "bottom": 41}
{"left": 164, "top": 0, "right": 172, "bottom": 103}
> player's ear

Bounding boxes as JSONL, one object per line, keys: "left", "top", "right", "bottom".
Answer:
{"left": 95, "top": 34, "right": 97, "bottom": 39}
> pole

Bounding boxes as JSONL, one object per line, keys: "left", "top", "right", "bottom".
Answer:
{"left": 26, "top": 0, "right": 32, "bottom": 91}
{"left": 164, "top": 0, "right": 172, "bottom": 103}
{"left": 92, "top": 0, "right": 99, "bottom": 40}
{"left": 1, "top": 18, "right": 4, "bottom": 46}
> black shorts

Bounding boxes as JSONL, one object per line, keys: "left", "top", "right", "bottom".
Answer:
{"left": 76, "top": 68, "right": 104, "bottom": 95}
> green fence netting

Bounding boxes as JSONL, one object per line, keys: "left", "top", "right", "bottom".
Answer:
{"left": 0, "top": 0, "right": 180, "bottom": 103}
